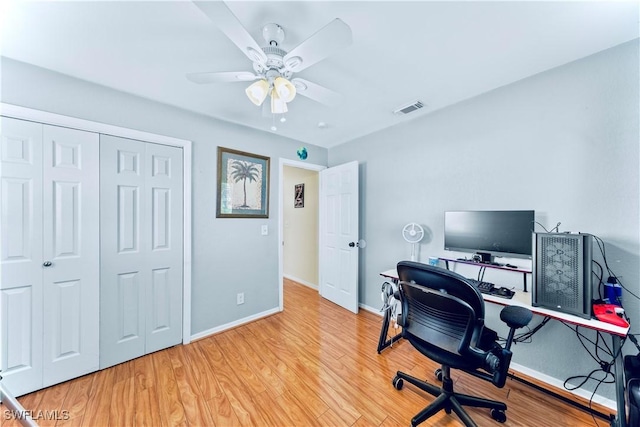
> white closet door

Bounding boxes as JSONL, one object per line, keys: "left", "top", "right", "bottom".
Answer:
{"left": 144, "top": 143, "right": 183, "bottom": 353}
{"left": 42, "top": 125, "right": 99, "bottom": 387}
{"left": 99, "top": 135, "right": 147, "bottom": 368}
{"left": 100, "top": 137, "right": 183, "bottom": 368}
{"left": 0, "top": 117, "right": 44, "bottom": 396}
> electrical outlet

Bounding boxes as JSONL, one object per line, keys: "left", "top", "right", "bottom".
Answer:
{"left": 237, "top": 292, "right": 244, "bottom": 305}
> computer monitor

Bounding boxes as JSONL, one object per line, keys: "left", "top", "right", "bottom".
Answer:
{"left": 444, "top": 210, "right": 535, "bottom": 260}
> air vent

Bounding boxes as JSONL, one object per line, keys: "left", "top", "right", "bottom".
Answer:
{"left": 394, "top": 101, "right": 425, "bottom": 115}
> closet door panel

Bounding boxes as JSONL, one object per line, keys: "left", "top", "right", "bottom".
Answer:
{"left": 42, "top": 125, "right": 99, "bottom": 387}
{"left": 0, "top": 117, "right": 43, "bottom": 396}
{"left": 145, "top": 143, "right": 183, "bottom": 353}
{"left": 100, "top": 137, "right": 183, "bottom": 365}
{"left": 100, "top": 135, "right": 147, "bottom": 369}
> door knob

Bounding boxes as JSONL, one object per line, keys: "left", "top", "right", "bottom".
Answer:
{"left": 348, "top": 240, "right": 367, "bottom": 248}
{"left": 43, "top": 261, "right": 52, "bottom": 267}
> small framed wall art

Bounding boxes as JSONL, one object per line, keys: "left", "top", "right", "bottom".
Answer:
{"left": 294, "top": 183, "right": 304, "bottom": 208}
{"left": 217, "top": 147, "right": 270, "bottom": 218}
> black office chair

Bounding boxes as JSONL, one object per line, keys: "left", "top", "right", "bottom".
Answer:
{"left": 392, "top": 261, "right": 533, "bottom": 427}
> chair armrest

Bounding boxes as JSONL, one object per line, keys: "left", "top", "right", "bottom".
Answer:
{"left": 483, "top": 306, "right": 533, "bottom": 387}
{"left": 500, "top": 305, "right": 533, "bottom": 353}
{"left": 500, "top": 306, "right": 533, "bottom": 329}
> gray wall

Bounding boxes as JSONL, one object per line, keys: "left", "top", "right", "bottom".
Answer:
{"left": 329, "top": 39, "right": 639, "bottom": 400}
{"left": 0, "top": 57, "right": 328, "bottom": 335}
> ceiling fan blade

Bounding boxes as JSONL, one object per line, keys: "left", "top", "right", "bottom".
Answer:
{"left": 193, "top": 1, "right": 267, "bottom": 65}
{"left": 291, "top": 78, "right": 343, "bottom": 107}
{"left": 283, "top": 19, "right": 352, "bottom": 73}
{"left": 186, "top": 71, "right": 258, "bottom": 84}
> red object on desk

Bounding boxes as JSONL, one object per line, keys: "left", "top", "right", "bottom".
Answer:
{"left": 593, "top": 304, "right": 630, "bottom": 328}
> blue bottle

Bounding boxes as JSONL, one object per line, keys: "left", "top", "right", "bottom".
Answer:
{"left": 605, "top": 276, "right": 623, "bottom": 306}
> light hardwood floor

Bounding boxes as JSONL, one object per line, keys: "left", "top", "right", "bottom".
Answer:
{"left": 2, "top": 279, "right": 609, "bottom": 426}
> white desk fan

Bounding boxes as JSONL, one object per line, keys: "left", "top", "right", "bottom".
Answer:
{"left": 402, "top": 223, "right": 425, "bottom": 261}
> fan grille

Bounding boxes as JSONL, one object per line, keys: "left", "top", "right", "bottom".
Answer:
{"left": 539, "top": 235, "right": 580, "bottom": 307}
{"left": 533, "top": 233, "right": 592, "bottom": 318}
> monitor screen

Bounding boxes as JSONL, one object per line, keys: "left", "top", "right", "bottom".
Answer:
{"left": 444, "top": 210, "right": 535, "bottom": 259}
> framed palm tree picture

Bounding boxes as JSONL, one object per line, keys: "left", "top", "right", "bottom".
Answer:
{"left": 217, "top": 147, "right": 270, "bottom": 218}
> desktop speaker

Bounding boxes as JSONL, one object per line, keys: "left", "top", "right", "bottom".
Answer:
{"left": 532, "top": 233, "right": 593, "bottom": 319}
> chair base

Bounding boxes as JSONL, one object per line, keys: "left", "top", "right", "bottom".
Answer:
{"left": 393, "top": 368, "right": 507, "bottom": 427}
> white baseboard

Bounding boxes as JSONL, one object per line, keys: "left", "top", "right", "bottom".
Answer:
{"left": 284, "top": 274, "right": 318, "bottom": 290}
{"left": 190, "top": 307, "right": 281, "bottom": 341}
{"left": 509, "top": 362, "right": 616, "bottom": 411}
{"left": 359, "top": 303, "right": 384, "bottom": 316}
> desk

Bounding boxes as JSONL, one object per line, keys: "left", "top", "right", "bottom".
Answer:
{"left": 439, "top": 257, "right": 532, "bottom": 292}
{"left": 378, "top": 268, "right": 630, "bottom": 427}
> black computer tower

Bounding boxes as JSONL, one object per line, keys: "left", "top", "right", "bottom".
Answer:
{"left": 532, "top": 233, "right": 593, "bottom": 319}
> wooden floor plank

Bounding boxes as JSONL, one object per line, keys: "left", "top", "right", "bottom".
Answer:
{"left": 167, "top": 346, "right": 217, "bottom": 427}
{"left": 34, "top": 380, "right": 70, "bottom": 427}
{"left": 55, "top": 374, "right": 93, "bottom": 426}
{"left": 182, "top": 340, "right": 223, "bottom": 401}
{"left": 206, "top": 393, "right": 240, "bottom": 427}
{"left": 79, "top": 366, "right": 114, "bottom": 427}
{"left": 109, "top": 378, "right": 135, "bottom": 427}
{"left": 151, "top": 350, "right": 187, "bottom": 427}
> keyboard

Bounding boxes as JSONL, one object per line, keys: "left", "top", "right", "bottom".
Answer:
{"left": 466, "top": 279, "right": 515, "bottom": 299}
{"left": 467, "top": 279, "right": 495, "bottom": 294}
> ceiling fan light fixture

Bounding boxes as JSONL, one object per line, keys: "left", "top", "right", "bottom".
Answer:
{"left": 274, "top": 77, "right": 296, "bottom": 102}
{"left": 245, "top": 79, "right": 269, "bottom": 106}
{"left": 262, "top": 23, "right": 285, "bottom": 46}
{"left": 271, "top": 89, "right": 288, "bottom": 114}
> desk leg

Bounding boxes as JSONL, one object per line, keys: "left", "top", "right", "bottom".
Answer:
{"left": 377, "top": 279, "right": 403, "bottom": 353}
{"left": 612, "top": 334, "right": 626, "bottom": 427}
{"left": 522, "top": 272, "right": 528, "bottom": 292}
{"left": 377, "top": 307, "right": 391, "bottom": 353}
{"left": 376, "top": 306, "right": 402, "bottom": 353}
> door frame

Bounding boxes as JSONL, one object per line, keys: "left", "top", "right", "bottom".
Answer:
{"left": 0, "top": 103, "right": 194, "bottom": 344}
{"left": 278, "top": 158, "right": 325, "bottom": 311}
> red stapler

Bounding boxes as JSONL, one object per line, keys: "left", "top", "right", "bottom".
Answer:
{"left": 593, "top": 304, "right": 629, "bottom": 328}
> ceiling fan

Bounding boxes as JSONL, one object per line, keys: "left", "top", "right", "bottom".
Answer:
{"left": 187, "top": 1, "right": 352, "bottom": 114}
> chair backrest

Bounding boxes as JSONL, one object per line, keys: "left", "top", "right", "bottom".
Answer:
{"left": 397, "top": 261, "right": 487, "bottom": 366}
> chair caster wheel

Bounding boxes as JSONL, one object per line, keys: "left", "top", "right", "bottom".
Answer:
{"left": 392, "top": 376, "right": 404, "bottom": 390}
{"left": 434, "top": 368, "right": 443, "bottom": 381}
{"left": 491, "top": 409, "right": 507, "bottom": 423}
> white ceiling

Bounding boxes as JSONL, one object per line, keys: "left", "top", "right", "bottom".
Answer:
{"left": 1, "top": 1, "right": 638, "bottom": 148}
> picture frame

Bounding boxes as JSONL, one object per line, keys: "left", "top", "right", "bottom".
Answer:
{"left": 294, "top": 183, "right": 304, "bottom": 208}
{"left": 217, "top": 147, "right": 270, "bottom": 218}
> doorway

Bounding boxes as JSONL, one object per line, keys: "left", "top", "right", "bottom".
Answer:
{"left": 278, "top": 159, "right": 325, "bottom": 310}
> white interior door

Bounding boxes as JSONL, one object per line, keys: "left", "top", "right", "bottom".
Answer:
{"left": 0, "top": 117, "right": 44, "bottom": 396}
{"left": 100, "top": 136, "right": 183, "bottom": 369}
{"left": 319, "top": 161, "right": 359, "bottom": 313}
{"left": 41, "top": 124, "right": 99, "bottom": 387}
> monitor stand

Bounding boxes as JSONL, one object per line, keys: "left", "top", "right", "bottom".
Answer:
{"left": 476, "top": 252, "right": 492, "bottom": 263}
